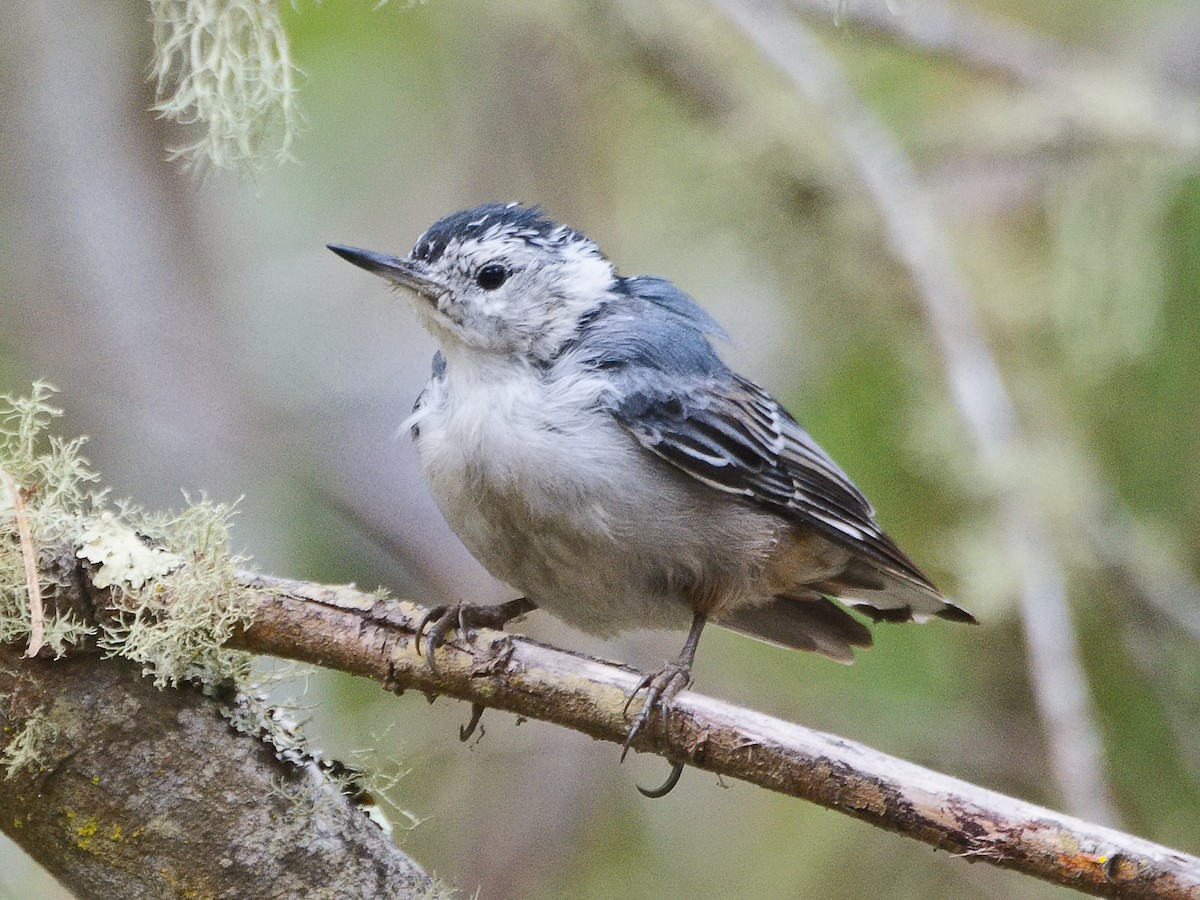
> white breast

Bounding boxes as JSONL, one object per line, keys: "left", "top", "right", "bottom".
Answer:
{"left": 412, "top": 354, "right": 780, "bottom": 635}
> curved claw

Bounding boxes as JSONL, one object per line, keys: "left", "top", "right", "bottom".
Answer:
{"left": 417, "top": 607, "right": 456, "bottom": 678}
{"left": 414, "top": 606, "right": 446, "bottom": 657}
{"left": 412, "top": 599, "right": 538, "bottom": 678}
{"left": 638, "top": 761, "right": 685, "bottom": 799}
{"left": 424, "top": 627, "right": 442, "bottom": 678}
{"left": 620, "top": 664, "right": 693, "bottom": 763}
{"left": 459, "top": 702, "right": 485, "bottom": 742}
{"left": 622, "top": 671, "right": 655, "bottom": 718}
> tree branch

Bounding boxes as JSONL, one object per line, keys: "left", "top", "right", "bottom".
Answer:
{"left": 232, "top": 572, "right": 1200, "bottom": 899}
{"left": 0, "top": 641, "right": 434, "bottom": 899}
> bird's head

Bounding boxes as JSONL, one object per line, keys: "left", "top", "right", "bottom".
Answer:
{"left": 329, "top": 203, "right": 616, "bottom": 363}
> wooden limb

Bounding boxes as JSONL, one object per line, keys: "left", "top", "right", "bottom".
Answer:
{"left": 0, "top": 642, "right": 434, "bottom": 900}
{"left": 233, "top": 573, "right": 1200, "bottom": 899}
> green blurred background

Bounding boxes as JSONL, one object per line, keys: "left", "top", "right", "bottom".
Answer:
{"left": 3, "top": 1, "right": 1200, "bottom": 897}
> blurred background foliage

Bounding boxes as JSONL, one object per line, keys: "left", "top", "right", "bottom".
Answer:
{"left": 2, "top": 1, "right": 1200, "bottom": 897}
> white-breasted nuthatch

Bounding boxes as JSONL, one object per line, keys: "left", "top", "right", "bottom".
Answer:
{"left": 330, "top": 203, "right": 974, "bottom": 794}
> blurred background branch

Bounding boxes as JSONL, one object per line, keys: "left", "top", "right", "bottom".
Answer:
{"left": 791, "top": 0, "right": 1076, "bottom": 86}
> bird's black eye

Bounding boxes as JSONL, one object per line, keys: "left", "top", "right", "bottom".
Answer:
{"left": 476, "top": 263, "right": 509, "bottom": 291}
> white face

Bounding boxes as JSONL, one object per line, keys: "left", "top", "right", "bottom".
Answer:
{"left": 391, "top": 210, "right": 617, "bottom": 363}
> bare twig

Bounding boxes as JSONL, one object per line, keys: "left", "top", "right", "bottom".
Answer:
{"left": 712, "top": 0, "right": 1116, "bottom": 823}
{"left": 789, "top": 0, "right": 1073, "bottom": 87}
{"left": 789, "top": 0, "right": 1200, "bottom": 154}
{"left": 230, "top": 572, "right": 1200, "bottom": 898}
{"left": 2, "top": 469, "right": 44, "bottom": 657}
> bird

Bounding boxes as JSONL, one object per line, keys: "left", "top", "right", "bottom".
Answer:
{"left": 329, "top": 202, "right": 975, "bottom": 796}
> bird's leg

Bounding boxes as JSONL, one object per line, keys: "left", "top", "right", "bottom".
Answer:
{"left": 622, "top": 611, "right": 706, "bottom": 763}
{"left": 415, "top": 597, "right": 537, "bottom": 676}
{"left": 623, "top": 612, "right": 707, "bottom": 797}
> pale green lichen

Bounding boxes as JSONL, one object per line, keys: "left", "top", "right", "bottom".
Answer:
{"left": 148, "top": 0, "right": 303, "bottom": 178}
{"left": 0, "top": 384, "right": 252, "bottom": 684}
{"left": 0, "top": 382, "right": 99, "bottom": 654}
{"left": 419, "top": 882, "right": 469, "bottom": 900}
{"left": 95, "top": 496, "right": 254, "bottom": 688}
{"left": 2, "top": 706, "right": 60, "bottom": 778}
{"left": 78, "top": 512, "right": 184, "bottom": 590}
{"left": 341, "top": 737, "right": 426, "bottom": 839}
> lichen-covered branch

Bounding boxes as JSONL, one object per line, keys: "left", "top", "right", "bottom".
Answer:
{"left": 3, "top": 390, "right": 1198, "bottom": 896}
{"left": 1, "top": 389, "right": 439, "bottom": 898}
{"left": 0, "top": 642, "right": 434, "bottom": 900}
{"left": 233, "top": 573, "right": 1200, "bottom": 899}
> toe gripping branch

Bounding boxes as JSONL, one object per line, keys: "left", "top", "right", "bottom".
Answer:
{"left": 622, "top": 612, "right": 707, "bottom": 798}
{"left": 414, "top": 597, "right": 537, "bottom": 677}
{"left": 414, "top": 600, "right": 705, "bottom": 799}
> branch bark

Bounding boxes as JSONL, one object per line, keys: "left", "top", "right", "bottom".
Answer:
{"left": 0, "top": 640, "right": 434, "bottom": 899}
{"left": 233, "top": 572, "right": 1200, "bottom": 899}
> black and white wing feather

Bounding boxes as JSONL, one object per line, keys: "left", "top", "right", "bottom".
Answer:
{"left": 571, "top": 274, "right": 973, "bottom": 626}
{"left": 612, "top": 373, "right": 936, "bottom": 590}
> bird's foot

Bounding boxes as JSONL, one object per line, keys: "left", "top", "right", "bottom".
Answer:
{"left": 414, "top": 597, "right": 535, "bottom": 676}
{"left": 621, "top": 657, "right": 694, "bottom": 760}
{"left": 620, "top": 613, "right": 707, "bottom": 798}
{"left": 621, "top": 659, "right": 693, "bottom": 798}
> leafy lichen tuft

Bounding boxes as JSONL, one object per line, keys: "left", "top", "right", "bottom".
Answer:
{"left": 94, "top": 495, "right": 254, "bottom": 688}
{"left": 0, "top": 382, "right": 99, "bottom": 654}
{"left": 1, "top": 384, "right": 253, "bottom": 687}
{"left": 1, "top": 706, "right": 60, "bottom": 778}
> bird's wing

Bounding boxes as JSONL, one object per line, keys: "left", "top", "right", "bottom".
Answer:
{"left": 610, "top": 373, "right": 936, "bottom": 590}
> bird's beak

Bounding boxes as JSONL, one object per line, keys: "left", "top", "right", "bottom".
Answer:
{"left": 327, "top": 244, "right": 445, "bottom": 298}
